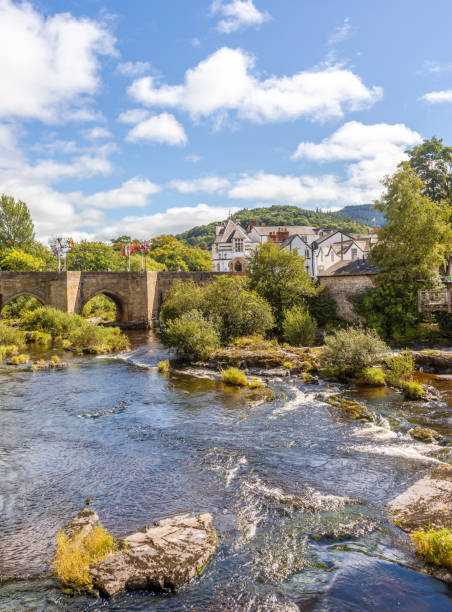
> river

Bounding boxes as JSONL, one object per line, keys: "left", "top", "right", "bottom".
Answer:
{"left": 0, "top": 332, "right": 451, "bottom": 611}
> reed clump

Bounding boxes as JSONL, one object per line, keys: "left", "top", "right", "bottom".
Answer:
{"left": 221, "top": 367, "right": 248, "bottom": 387}
{"left": 412, "top": 527, "right": 452, "bottom": 570}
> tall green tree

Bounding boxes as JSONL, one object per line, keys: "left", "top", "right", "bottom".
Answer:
{"left": 407, "top": 137, "right": 452, "bottom": 205}
{"left": 359, "top": 164, "right": 452, "bottom": 338}
{"left": 249, "top": 241, "right": 317, "bottom": 333}
{"left": 0, "top": 195, "right": 35, "bottom": 247}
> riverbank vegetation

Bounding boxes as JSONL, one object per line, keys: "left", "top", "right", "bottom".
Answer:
{"left": 0, "top": 307, "right": 129, "bottom": 362}
{"left": 53, "top": 523, "right": 118, "bottom": 591}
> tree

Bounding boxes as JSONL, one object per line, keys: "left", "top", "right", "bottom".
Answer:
{"left": 0, "top": 249, "right": 45, "bottom": 271}
{"left": 67, "top": 241, "right": 123, "bottom": 271}
{"left": 407, "top": 137, "right": 452, "bottom": 205}
{"left": 361, "top": 164, "right": 452, "bottom": 338}
{"left": 249, "top": 241, "right": 317, "bottom": 333}
{"left": 0, "top": 195, "right": 35, "bottom": 247}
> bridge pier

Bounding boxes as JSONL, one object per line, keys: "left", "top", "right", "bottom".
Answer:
{"left": 0, "top": 271, "right": 229, "bottom": 328}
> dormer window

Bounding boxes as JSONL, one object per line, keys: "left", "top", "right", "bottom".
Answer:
{"left": 234, "top": 239, "right": 244, "bottom": 252}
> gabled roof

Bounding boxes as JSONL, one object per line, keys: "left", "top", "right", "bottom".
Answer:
{"left": 280, "top": 234, "right": 311, "bottom": 248}
{"left": 214, "top": 220, "right": 249, "bottom": 244}
{"left": 314, "top": 230, "right": 354, "bottom": 246}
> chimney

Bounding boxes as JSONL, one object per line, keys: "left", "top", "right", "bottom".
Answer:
{"left": 216, "top": 222, "right": 224, "bottom": 236}
{"left": 248, "top": 220, "right": 256, "bottom": 230}
{"left": 261, "top": 221, "right": 266, "bottom": 227}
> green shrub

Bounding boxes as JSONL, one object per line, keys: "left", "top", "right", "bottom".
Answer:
{"left": 82, "top": 295, "right": 117, "bottom": 322}
{"left": 26, "top": 330, "right": 52, "bottom": 345}
{"left": 282, "top": 306, "right": 317, "bottom": 346}
{"left": 0, "top": 322, "right": 26, "bottom": 347}
{"left": 19, "top": 307, "right": 85, "bottom": 338}
{"left": 412, "top": 527, "right": 452, "bottom": 570}
{"left": 309, "top": 288, "right": 338, "bottom": 326}
{"left": 53, "top": 523, "right": 118, "bottom": 591}
{"left": 385, "top": 350, "right": 415, "bottom": 386}
{"left": 159, "top": 280, "right": 204, "bottom": 324}
{"left": 400, "top": 380, "right": 424, "bottom": 399}
{"left": 163, "top": 310, "right": 220, "bottom": 360}
{"left": 1, "top": 295, "right": 42, "bottom": 319}
{"left": 221, "top": 367, "right": 248, "bottom": 386}
{"left": 320, "top": 327, "right": 389, "bottom": 379}
{"left": 68, "top": 325, "right": 129, "bottom": 354}
{"left": 358, "top": 366, "right": 386, "bottom": 386}
{"left": 158, "top": 359, "right": 170, "bottom": 373}
{"left": 202, "top": 276, "right": 274, "bottom": 343}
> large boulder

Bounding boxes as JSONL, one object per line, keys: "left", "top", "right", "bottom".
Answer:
{"left": 89, "top": 513, "right": 218, "bottom": 597}
{"left": 388, "top": 467, "right": 452, "bottom": 533}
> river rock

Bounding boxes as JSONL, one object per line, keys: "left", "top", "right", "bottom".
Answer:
{"left": 89, "top": 512, "right": 218, "bottom": 597}
{"left": 411, "top": 350, "right": 452, "bottom": 374}
{"left": 388, "top": 467, "right": 452, "bottom": 533}
{"left": 63, "top": 507, "right": 100, "bottom": 539}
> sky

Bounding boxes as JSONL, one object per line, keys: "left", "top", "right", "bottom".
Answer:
{"left": 0, "top": 0, "right": 451, "bottom": 242}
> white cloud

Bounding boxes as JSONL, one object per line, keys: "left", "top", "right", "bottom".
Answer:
{"left": 118, "top": 109, "right": 150, "bottom": 124}
{"left": 83, "top": 126, "right": 113, "bottom": 140}
{"left": 0, "top": 0, "right": 116, "bottom": 122}
{"left": 125, "top": 113, "right": 187, "bottom": 145}
{"left": 228, "top": 122, "right": 422, "bottom": 205}
{"left": 128, "top": 47, "right": 382, "bottom": 124}
{"left": 97, "top": 203, "right": 241, "bottom": 239}
{"left": 169, "top": 176, "right": 230, "bottom": 193}
{"left": 191, "top": 37, "right": 201, "bottom": 47}
{"left": 116, "top": 61, "right": 152, "bottom": 77}
{"left": 421, "top": 90, "right": 452, "bottom": 103}
{"left": 328, "top": 17, "right": 352, "bottom": 44}
{"left": 210, "top": 0, "right": 271, "bottom": 34}
{"left": 82, "top": 177, "right": 161, "bottom": 209}
{"left": 292, "top": 121, "right": 421, "bottom": 162}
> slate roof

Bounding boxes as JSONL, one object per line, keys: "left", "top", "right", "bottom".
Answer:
{"left": 317, "top": 259, "right": 378, "bottom": 276}
{"left": 213, "top": 220, "right": 249, "bottom": 244}
{"left": 280, "top": 234, "right": 311, "bottom": 248}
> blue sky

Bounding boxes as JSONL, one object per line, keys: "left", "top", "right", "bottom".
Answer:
{"left": 0, "top": 0, "right": 451, "bottom": 241}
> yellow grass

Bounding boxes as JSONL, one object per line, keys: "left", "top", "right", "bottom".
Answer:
{"left": 412, "top": 527, "right": 452, "bottom": 570}
{"left": 53, "top": 523, "right": 118, "bottom": 591}
{"left": 221, "top": 367, "right": 248, "bottom": 387}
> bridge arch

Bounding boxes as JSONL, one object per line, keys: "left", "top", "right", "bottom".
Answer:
{"left": 79, "top": 289, "right": 128, "bottom": 323}
{"left": 1, "top": 290, "right": 46, "bottom": 308}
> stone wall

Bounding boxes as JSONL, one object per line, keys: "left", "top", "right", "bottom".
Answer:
{"left": 318, "top": 274, "right": 376, "bottom": 323}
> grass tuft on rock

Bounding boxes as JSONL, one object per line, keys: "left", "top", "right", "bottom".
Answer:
{"left": 221, "top": 367, "right": 248, "bottom": 387}
{"left": 53, "top": 523, "right": 118, "bottom": 591}
{"left": 158, "top": 359, "right": 170, "bottom": 373}
{"left": 400, "top": 380, "right": 424, "bottom": 400}
{"left": 412, "top": 527, "right": 452, "bottom": 570}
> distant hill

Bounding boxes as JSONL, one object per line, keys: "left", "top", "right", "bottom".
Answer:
{"left": 339, "top": 204, "right": 386, "bottom": 227}
{"left": 176, "top": 205, "right": 371, "bottom": 249}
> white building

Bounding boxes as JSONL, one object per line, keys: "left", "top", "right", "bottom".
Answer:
{"left": 211, "top": 219, "right": 256, "bottom": 272}
{"left": 211, "top": 219, "right": 378, "bottom": 278}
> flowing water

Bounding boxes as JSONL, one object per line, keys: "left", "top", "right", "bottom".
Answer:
{"left": 1, "top": 332, "right": 452, "bottom": 611}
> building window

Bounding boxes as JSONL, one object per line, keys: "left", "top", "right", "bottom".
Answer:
{"left": 331, "top": 252, "right": 335, "bottom": 262}
{"left": 351, "top": 248, "right": 358, "bottom": 259}
{"left": 234, "top": 239, "right": 244, "bottom": 252}
{"left": 305, "top": 249, "right": 310, "bottom": 258}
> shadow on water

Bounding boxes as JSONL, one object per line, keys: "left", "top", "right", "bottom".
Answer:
{"left": 0, "top": 332, "right": 451, "bottom": 610}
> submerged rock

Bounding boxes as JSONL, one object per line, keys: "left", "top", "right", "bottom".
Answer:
{"left": 63, "top": 507, "right": 100, "bottom": 540}
{"left": 89, "top": 513, "right": 218, "bottom": 597}
{"left": 388, "top": 467, "right": 452, "bottom": 533}
{"left": 246, "top": 386, "right": 276, "bottom": 408}
{"left": 409, "top": 427, "right": 442, "bottom": 444}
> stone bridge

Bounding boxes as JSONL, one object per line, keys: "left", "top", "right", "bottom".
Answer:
{"left": 0, "top": 271, "right": 228, "bottom": 328}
